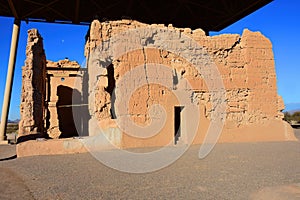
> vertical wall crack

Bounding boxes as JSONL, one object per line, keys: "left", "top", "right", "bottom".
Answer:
{"left": 142, "top": 47, "right": 151, "bottom": 108}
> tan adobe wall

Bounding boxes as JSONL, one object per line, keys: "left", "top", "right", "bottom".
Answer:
{"left": 84, "top": 20, "right": 295, "bottom": 148}
{"left": 46, "top": 59, "right": 86, "bottom": 139}
{"left": 19, "top": 21, "right": 295, "bottom": 148}
{"left": 19, "top": 29, "right": 47, "bottom": 136}
{"left": 19, "top": 29, "right": 88, "bottom": 140}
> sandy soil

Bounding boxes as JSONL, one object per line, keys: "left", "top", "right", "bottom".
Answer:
{"left": 0, "top": 130, "right": 299, "bottom": 199}
{"left": 294, "top": 128, "right": 300, "bottom": 140}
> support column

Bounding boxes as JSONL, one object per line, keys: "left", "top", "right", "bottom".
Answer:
{"left": 0, "top": 19, "right": 21, "bottom": 142}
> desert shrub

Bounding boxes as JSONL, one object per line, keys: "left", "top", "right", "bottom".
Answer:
{"left": 293, "top": 112, "right": 300, "bottom": 122}
{"left": 6, "top": 123, "right": 18, "bottom": 134}
{"left": 284, "top": 111, "right": 300, "bottom": 123}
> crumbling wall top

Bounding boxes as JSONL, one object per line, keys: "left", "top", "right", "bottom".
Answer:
{"left": 47, "top": 59, "right": 80, "bottom": 68}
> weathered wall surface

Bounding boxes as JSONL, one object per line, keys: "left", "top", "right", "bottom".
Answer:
{"left": 19, "top": 29, "right": 47, "bottom": 136}
{"left": 46, "top": 59, "right": 86, "bottom": 139}
{"left": 19, "top": 30, "right": 88, "bottom": 140}
{"left": 19, "top": 20, "right": 295, "bottom": 148}
{"left": 85, "top": 19, "right": 295, "bottom": 147}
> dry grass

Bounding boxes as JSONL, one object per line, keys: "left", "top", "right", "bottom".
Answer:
{"left": 6, "top": 123, "right": 18, "bottom": 134}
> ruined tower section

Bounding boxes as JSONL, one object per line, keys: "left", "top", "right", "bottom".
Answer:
{"left": 192, "top": 29, "right": 285, "bottom": 126}
{"left": 19, "top": 29, "right": 47, "bottom": 136}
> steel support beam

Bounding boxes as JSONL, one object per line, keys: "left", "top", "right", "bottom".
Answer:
{"left": 0, "top": 19, "right": 21, "bottom": 142}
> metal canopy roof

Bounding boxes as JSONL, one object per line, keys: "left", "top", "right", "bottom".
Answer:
{"left": 0, "top": 0, "right": 272, "bottom": 31}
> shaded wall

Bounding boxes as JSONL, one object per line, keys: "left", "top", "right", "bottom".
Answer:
{"left": 46, "top": 60, "right": 89, "bottom": 138}
{"left": 19, "top": 30, "right": 89, "bottom": 139}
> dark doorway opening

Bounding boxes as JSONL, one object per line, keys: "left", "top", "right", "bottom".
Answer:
{"left": 56, "top": 85, "right": 80, "bottom": 138}
{"left": 174, "top": 106, "right": 184, "bottom": 145}
{"left": 105, "top": 63, "right": 116, "bottom": 119}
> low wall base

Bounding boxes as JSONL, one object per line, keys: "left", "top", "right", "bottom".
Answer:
{"left": 17, "top": 138, "right": 88, "bottom": 157}
{"left": 218, "top": 120, "right": 297, "bottom": 143}
{"left": 17, "top": 120, "right": 298, "bottom": 157}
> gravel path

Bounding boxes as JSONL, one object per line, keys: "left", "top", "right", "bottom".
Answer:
{"left": 294, "top": 128, "right": 300, "bottom": 140}
{"left": 0, "top": 131, "right": 299, "bottom": 200}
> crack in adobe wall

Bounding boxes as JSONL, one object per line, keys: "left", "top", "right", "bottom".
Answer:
{"left": 226, "top": 38, "right": 241, "bottom": 53}
{"left": 142, "top": 47, "right": 151, "bottom": 109}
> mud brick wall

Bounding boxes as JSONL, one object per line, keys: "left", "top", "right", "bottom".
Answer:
{"left": 85, "top": 20, "right": 284, "bottom": 129}
{"left": 19, "top": 29, "right": 47, "bottom": 135}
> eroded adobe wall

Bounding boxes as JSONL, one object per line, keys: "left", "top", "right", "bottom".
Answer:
{"left": 84, "top": 20, "right": 294, "bottom": 147}
{"left": 19, "top": 29, "right": 88, "bottom": 139}
{"left": 19, "top": 29, "right": 47, "bottom": 136}
{"left": 46, "top": 59, "right": 86, "bottom": 139}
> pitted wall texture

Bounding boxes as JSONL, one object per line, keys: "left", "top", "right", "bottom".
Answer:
{"left": 19, "top": 29, "right": 46, "bottom": 136}
{"left": 84, "top": 19, "right": 293, "bottom": 147}
{"left": 85, "top": 20, "right": 283, "bottom": 126}
{"left": 19, "top": 20, "right": 295, "bottom": 147}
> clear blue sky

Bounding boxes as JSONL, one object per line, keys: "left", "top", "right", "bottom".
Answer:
{"left": 0, "top": 0, "right": 299, "bottom": 120}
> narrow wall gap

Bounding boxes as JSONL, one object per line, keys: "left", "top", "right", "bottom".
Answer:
{"left": 174, "top": 106, "right": 184, "bottom": 145}
{"left": 105, "top": 64, "right": 116, "bottom": 119}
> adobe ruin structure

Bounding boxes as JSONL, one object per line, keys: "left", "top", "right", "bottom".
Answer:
{"left": 18, "top": 19, "right": 296, "bottom": 152}
{"left": 19, "top": 30, "right": 89, "bottom": 140}
{"left": 0, "top": 0, "right": 275, "bottom": 145}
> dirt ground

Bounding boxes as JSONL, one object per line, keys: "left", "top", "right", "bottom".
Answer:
{"left": 0, "top": 129, "right": 299, "bottom": 200}
{"left": 294, "top": 128, "right": 300, "bottom": 140}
